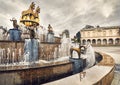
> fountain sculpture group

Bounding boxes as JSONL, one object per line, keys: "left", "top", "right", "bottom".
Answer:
{"left": 0, "top": 2, "right": 99, "bottom": 85}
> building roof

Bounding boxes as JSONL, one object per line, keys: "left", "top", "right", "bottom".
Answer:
{"left": 81, "top": 26, "right": 120, "bottom": 31}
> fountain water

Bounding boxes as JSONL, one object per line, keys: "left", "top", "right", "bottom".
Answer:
{"left": 81, "top": 43, "right": 95, "bottom": 68}
{"left": 47, "top": 33, "right": 54, "bottom": 42}
{"left": 72, "top": 51, "right": 79, "bottom": 59}
{"left": 35, "top": 26, "right": 44, "bottom": 41}
{"left": 18, "top": 48, "right": 22, "bottom": 62}
{"left": 0, "top": 29, "right": 3, "bottom": 40}
{"left": 12, "top": 51, "right": 15, "bottom": 64}
{"left": 60, "top": 33, "right": 71, "bottom": 57}
{"left": 53, "top": 48, "right": 57, "bottom": 60}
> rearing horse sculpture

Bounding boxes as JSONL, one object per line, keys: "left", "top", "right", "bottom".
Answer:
{"left": 22, "top": 2, "right": 35, "bottom": 15}
{"left": 35, "top": 6, "right": 40, "bottom": 17}
{"left": 0, "top": 26, "right": 8, "bottom": 34}
{"left": 10, "top": 18, "right": 19, "bottom": 28}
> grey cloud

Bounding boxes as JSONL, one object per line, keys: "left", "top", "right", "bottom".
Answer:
{"left": 0, "top": 0, "right": 120, "bottom": 37}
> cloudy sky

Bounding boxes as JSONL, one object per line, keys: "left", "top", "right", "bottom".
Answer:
{"left": 0, "top": 0, "right": 120, "bottom": 37}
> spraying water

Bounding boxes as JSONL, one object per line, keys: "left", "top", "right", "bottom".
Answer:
{"left": 60, "top": 33, "right": 71, "bottom": 57}
{"left": 81, "top": 43, "right": 95, "bottom": 68}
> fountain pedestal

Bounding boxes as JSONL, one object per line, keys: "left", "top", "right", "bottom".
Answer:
{"left": 9, "top": 29, "right": 21, "bottom": 41}
{"left": 24, "top": 39, "right": 39, "bottom": 62}
{"left": 47, "top": 33, "right": 54, "bottom": 43}
{"left": 69, "top": 58, "right": 86, "bottom": 74}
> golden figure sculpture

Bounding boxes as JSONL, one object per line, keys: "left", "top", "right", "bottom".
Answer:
{"left": 34, "top": 6, "right": 40, "bottom": 23}
{"left": 22, "top": 2, "right": 35, "bottom": 15}
{"left": 35, "top": 6, "right": 40, "bottom": 17}
{"left": 20, "top": 2, "right": 40, "bottom": 27}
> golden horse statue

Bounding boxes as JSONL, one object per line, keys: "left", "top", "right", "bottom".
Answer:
{"left": 70, "top": 45, "right": 86, "bottom": 58}
{"left": 34, "top": 6, "right": 40, "bottom": 17}
{"left": 22, "top": 2, "right": 35, "bottom": 15}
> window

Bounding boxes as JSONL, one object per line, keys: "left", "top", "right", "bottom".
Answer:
{"left": 109, "top": 30, "right": 112, "bottom": 36}
{"left": 88, "top": 32, "right": 90, "bottom": 37}
{"left": 103, "top": 31, "right": 106, "bottom": 36}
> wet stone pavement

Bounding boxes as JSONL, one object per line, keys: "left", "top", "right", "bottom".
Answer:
{"left": 111, "top": 64, "right": 120, "bottom": 85}
{"left": 94, "top": 47, "right": 120, "bottom": 85}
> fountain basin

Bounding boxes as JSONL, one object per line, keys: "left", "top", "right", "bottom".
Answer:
{"left": 0, "top": 51, "right": 102, "bottom": 85}
{"left": 0, "top": 49, "right": 103, "bottom": 85}
{"left": 0, "top": 61, "right": 73, "bottom": 85}
{"left": 43, "top": 52, "right": 115, "bottom": 85}
{"left": 9, "top": 29, "right": 21, "bottom": 41}
{"left": 0, "top": 40, "right": 61, "bottom": 64}
{"left": 0, "top": 39, "right": 104, "bottom": 85}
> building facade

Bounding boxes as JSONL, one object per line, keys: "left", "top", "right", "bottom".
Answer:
{"left": 80, "top": 26, "right": 120, "bottom": 45}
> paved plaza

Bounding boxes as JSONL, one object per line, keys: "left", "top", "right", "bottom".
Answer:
{"left": 94, "top": 47, "right": 120, "bottom": 85}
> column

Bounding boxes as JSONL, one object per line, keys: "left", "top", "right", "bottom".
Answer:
{"left": 101, "top": 39, "right": 103, "bottom": 45}
{"left": 113, "top": 39, "right": 115, "bottom": 45}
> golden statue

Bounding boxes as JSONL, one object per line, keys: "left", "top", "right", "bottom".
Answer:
{"left": 20, "top": 2, "right": 40, "bottom": 27}
{"left": 35, "top": 6, "right": 40, "bottom": 17}
{"left": 22, "top": 2, "right": 35, "bottom": 15}
{"left": 34, "top": 6, "right": 40, "bottom": 23}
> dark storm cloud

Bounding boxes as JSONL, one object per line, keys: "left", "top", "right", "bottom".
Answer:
{"left": 0, "top": 0, "right": 120, "bottom": 37}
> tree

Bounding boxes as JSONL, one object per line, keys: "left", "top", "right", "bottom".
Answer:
{"left": 76, "top": 31, "right": 81, "bottom": 43}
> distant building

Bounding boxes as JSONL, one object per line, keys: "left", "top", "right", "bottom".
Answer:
{"left": 80, "top": 26, "right": 120, "bottom": 45}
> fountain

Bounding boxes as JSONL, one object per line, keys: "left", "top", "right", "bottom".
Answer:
{"left": 82, "top": 43, "right": 96, "bottom": 68}
{"left": 24, "top": 39, "right": 39, "bottom": 63}
{"left": 0, "top": 2, "right": 103, "bottom": 85}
